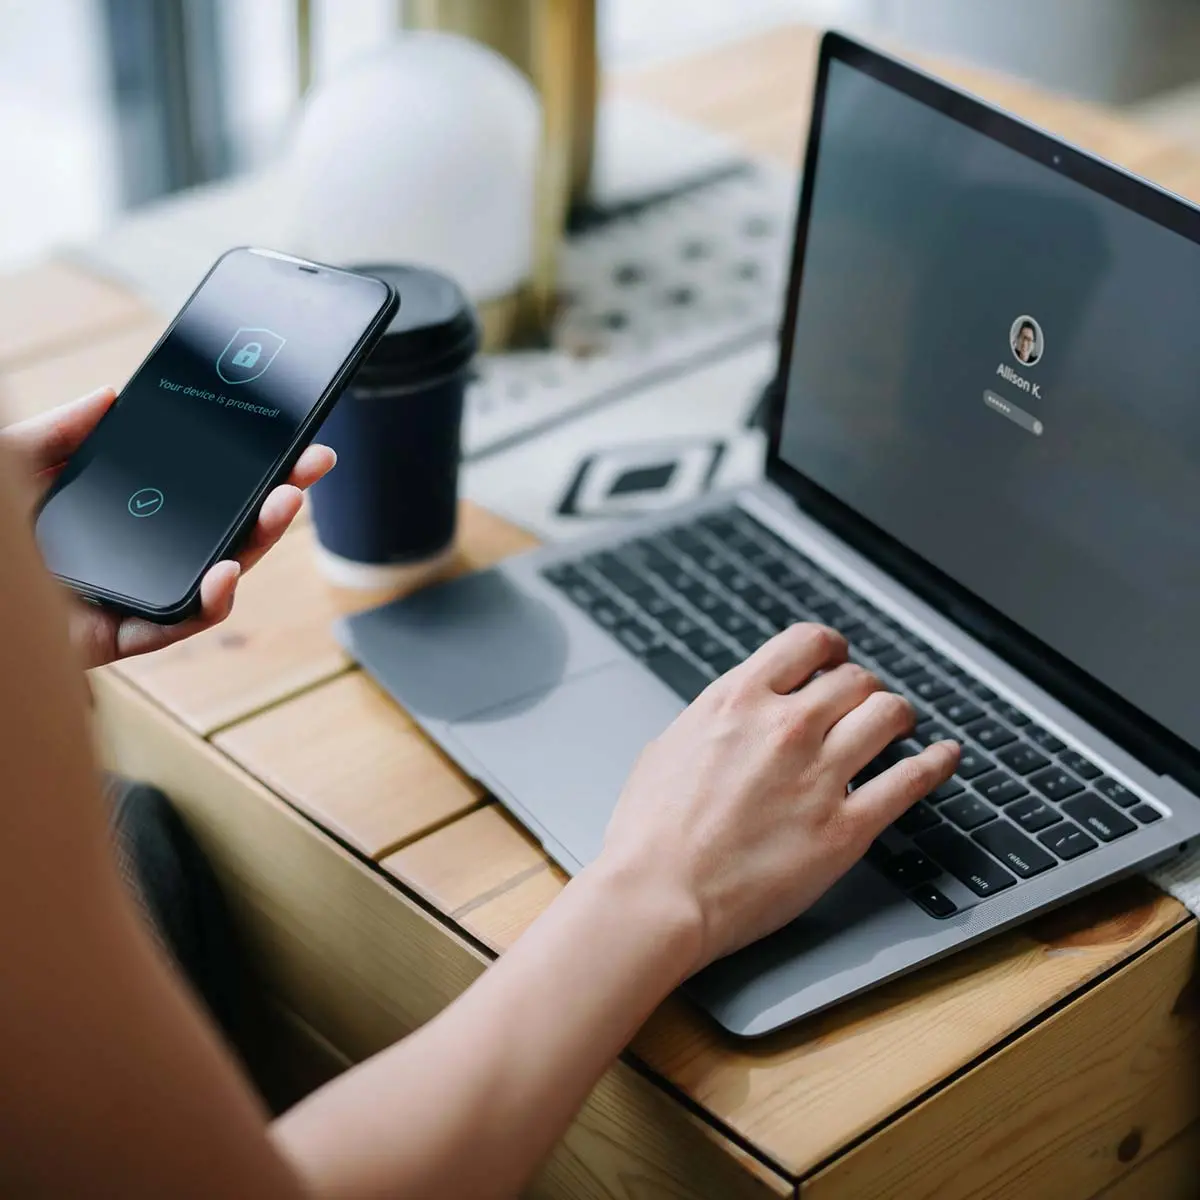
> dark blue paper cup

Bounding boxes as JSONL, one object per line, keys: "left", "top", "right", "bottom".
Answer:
{"left": 308, "top": 264, "right": 478, "bottom": 587}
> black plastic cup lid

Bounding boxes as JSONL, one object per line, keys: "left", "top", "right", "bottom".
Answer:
{"left": 351, "top": 263, "right": 479, "bottom": 388}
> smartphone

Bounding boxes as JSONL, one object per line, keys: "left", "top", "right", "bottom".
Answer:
{"left": 35, "top": 247, "right": 398, "bottom": 623}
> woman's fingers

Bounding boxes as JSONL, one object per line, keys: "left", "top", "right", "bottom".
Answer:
{"left": 794, "top": 660, "right": 883, "bottom": 733}
{"left": 740, "top": 622, "right": 848, "bottom": 694}
{"left": 233, "top": 446, "right": 334, "bottom": 575}
{"left": 823, "top": 689, "right": 919, "bottom": 776}
{"left": 1, "top": 387, "right": 116, "bottom": 474}
{"left": 286, "top": 443, "right": 336, "bottom": 490}
{"left": 234, "top": 484, "right": 303, "bottom": 574}
{"left": 849, "top": 741, "right": 960, "bottom": 829}
{"left": 108, "top": 560, "right": 242, "bottom": 660}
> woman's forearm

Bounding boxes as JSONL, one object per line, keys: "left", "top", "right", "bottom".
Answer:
{"left": 272, "top": 855, "right": 703, "bottom": 1200}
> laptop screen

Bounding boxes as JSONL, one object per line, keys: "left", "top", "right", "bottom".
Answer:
{"left": 777, "top": 52, "right": 1200, "bottom": 754}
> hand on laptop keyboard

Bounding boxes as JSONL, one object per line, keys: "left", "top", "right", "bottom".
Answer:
{"left": 598, "top": 622, "right": 960, "bottom": 970}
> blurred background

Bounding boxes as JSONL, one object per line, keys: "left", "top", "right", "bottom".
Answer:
{"left": 7, "top": 0, "right": 1200, "bottom": 272}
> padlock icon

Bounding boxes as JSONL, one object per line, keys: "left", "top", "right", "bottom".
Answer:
{"left": 232, "top": 341, "right": 262, "bottom": 369}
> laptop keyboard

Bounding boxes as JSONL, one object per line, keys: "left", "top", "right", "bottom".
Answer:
{"left": 541, "top": 506, "right": 1165, "bottom": 919}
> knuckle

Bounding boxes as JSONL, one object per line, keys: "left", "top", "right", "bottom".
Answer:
{"left": 799, "top": 622, "right": 842, "bottom": 654}
{"left": 884, "top": 690, "right": 916, "bottom": 723}
{"left": 773, "top": 706, "right": 809, "bottom": 745}
{"left": 846, "top": 662, "right": 879, "bottom": 691}
{"left": 894, "top": 754, "right": 930, "bottom": 793}
{"left": 826, "top": 807, "right": 870, "bottom": 854}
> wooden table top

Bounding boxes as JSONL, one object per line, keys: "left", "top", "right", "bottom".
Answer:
{"left": 3, "top": 24, "right": 1198, "bottom": 1196}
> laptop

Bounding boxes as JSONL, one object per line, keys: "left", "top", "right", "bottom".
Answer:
{"left": 342, "top": 33, "right": 1200, "bottom": 1037}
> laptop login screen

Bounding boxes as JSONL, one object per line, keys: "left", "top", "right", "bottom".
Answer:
{"left": 780, "top": 57, "right": 1200, "bottom": 751}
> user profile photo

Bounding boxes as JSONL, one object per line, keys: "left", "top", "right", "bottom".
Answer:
{"left": 1009, "top": 315, "right": 1044, "bottom": 367}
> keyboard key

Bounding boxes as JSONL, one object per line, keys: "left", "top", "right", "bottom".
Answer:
{"left": 757, "top": 600, "right": 797, "bottom": 632}
{"left": 1027, "top": 724, "right": 1066, "bottom": 753}
{"left": 915, "top": 826, "right": 1017, "bottom": 897}
{"left": 1059, "top": 750, "right": 1101, "bottom": 780}
{"left": 914, "top": 719, "right": 954, "bottom": 747}
{"left": 888, "top": 656, "right": 926, "bottom": 680}
{"left": 690, "top": 597, "right": 725, "bottom": 623}
{"left": 1038, "top": 823, "right": 1098, "bottom": 860}
{"left": 973, "top": 821, "right": 1056, "bottom": 878}
{"left": 698, "top": 511, "right": 737, "bottom": 539}
{"left": 741, "top": 585, "right": 779, "bottom": 616}
{"left": 542, "top": 562, "right": 576, "bottom": 588}
{"left": 809, "top": 600, "right": 845, "bottom": 624}
{"left": 856, "top": 630, "right": 893, "bottom": 657}
{"left": 1060, "top": 794, "right": 1137, "bottom": 842}
{"left": 644, "top": 648, "right": 712, "bottom": 702}
{"left": 662, "top": 611, "right": 700, "bottom": 639}
{"left": 964, "top": 718, "right": 1016, "bottom": 752}
{"left": 1095, "top": 776, "right": 1137, "bottom": 808}
{"left": 1029, "top": 767, "right": 1084, "bottom": 803}
{"left": 738, "top": 629, "right": 772, "bottom": 655}
{"left": 726, "top": 532, "right": 762, "bottom": 560}
{"left": 1131, "top": 804, "right": 1163, "bottom": 824}
{"left": 995, "top": 701, "right": 1031, "bottom": 726}
{"left": 934, "top": 693, "right": 986, "bottom": 726}
{"left": 563, "top": 578, "right": 604, "bottom": 609}
{"left": 827, "top": 609, "right": 869, "bottom": 635}
{"left": 710, "top": 605, "right": 753, "bottom": 637}
{"left": 641, "top": 591, "right": 674, "bottom": 620}
{"left": 973, "top": 770, "right": 1029, "bottom": 807}
{"left": 909, "top": 673, "right": 952, "bottom": 703}
{"left": 894, "top": 801, "right": 941, "bottom": 836}
{"left": 942, "top": 794, "right": 997, "bottom": 831}
{"left": 639, "top": 547, "right": 676, "bottom": 580}
{"left": 955, "top": 747, "right": 995, "bottom": 780}
{"left": 996, "top": 742, "right": 1050, "bottom": 776}
{"left": 613, "top": 622, "right": 660, "bottom": 657}
{"left": 761, "top": 558, "right": 800, "bottom": 583}
{"left": 909, "top": 883, "right": 958, "bottom": 918}
{"left": 707, "top": 650, "right": 741, "bottom": 676}
{"left": 858, "top": 738, "right": 923, "bottom": 783}
{"left": 1007, "top": 796, "right": 1062, "bottom": 834}
{"left": 872, "top": 644, "right": 907, "bottom": 669}
{"left": 663, "top": 568, "right": 702, "bottom": 597}
{"left": 682, "top": 630, "right": 727, "bottom": 660}
{"left": 929, "top": 776, "right": 966, "bottom": 803}
{"left": 588, "top": 554, "right": 645, "bottom": 597}
{"left": 589, "top": 602, "right": 624, "bottom": 629}
{"left": 662, "top": 527, "right": 707, "bottom": 560}
{"left": 967, "top": 680, "right": 999, "bottom": 703}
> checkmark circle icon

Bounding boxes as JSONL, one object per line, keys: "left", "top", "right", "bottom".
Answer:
{"left": 128, "top": 487, "right": 164, "bottom": 517}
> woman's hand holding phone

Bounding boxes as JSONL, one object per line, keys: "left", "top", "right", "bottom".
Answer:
{"left": 3, "top": 387, "right": 336, "bottom": 668}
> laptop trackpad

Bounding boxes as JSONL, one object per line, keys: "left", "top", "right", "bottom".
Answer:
{"left": 341, "top": 568, "right": 616, "bottom": 723}
{"left": 456, "top": 660, "right": 686, "bottom": 868}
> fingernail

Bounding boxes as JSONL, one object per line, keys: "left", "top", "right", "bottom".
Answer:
{"left": 936, "top": 739, "right": 961, "bottom": 752}
{"left": 228, "top": 561, "right": 242, "bottom": 580}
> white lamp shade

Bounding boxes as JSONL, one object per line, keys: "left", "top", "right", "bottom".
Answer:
{"left": 288, "top": 32, "right": 539, "bottom": 303}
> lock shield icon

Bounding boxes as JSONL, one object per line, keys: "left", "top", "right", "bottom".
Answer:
{"left": 217, "top": 327, "right": 286, "bottom": 385}
{"left": 232, "top": 341, "right": 262, "bottom": 368}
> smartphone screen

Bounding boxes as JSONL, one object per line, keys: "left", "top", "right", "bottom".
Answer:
{"left": 36, "top": 249, "right": 395, "bottom": 617}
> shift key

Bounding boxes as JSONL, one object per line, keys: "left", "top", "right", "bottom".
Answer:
{"left": 916, "top": 825, "right": 1017, "bottom": 897}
